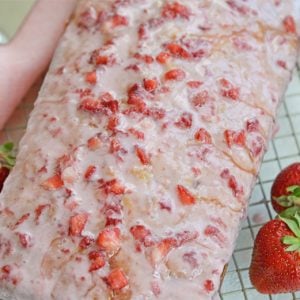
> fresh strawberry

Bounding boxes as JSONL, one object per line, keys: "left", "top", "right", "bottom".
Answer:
{"left": 250, "top": 212, "right": 300, "bottom": 294}
{"left": 0, "top": 142, "right": 16, "bottom": 192}
{"left": 0, "top": 167, "right": 10, "bottom": 193}
{"left": 97, "top": 227, "right": 121, "bottom": 253}
{"left": 283, "top": 15, "right": 296, "bottom": 34}
{"left": 271, "top": 163, "right": 300, "bottom": 213}
{"left": 88, "top": 251, "right": 105, "bottom": 272}
{"left": 156, "top": 52, "right": 171, "bottom": 64}
{"left": 130, "top": 225, "right": 151, "bottom": 242}
{"left": 177, "top": 185, "right": 196, "bottom": 205}
{"left": 164, "top": 69, "right": 186, "bottom": 81}
{"left": 69, "top": 213, "right": 88, "bottom": 236}
{"left": 85, "top": 71, "right": 97, "bottom": 84}
{"left": 106, "top": 268, "right": 128, "bottom": 290}
{"left": 194, "top": 128, "right": 212, "bottom": 144}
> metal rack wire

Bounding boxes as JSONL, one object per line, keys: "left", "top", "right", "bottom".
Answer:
{"left": 0, "top": 66, "right": 299, "bottom": 300}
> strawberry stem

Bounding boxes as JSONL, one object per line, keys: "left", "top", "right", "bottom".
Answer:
{"left": 0, "top": 142, "right": 16, "bottom": 169}
{"left": 275, "top": 185, "right": 300, "bottom": 207}
{"left": 280, "top": 213, "right": 300, "bottom": 252}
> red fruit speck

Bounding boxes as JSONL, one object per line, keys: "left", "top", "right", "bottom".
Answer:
{"left": 112, "top": 14, "right": 128, "bottom": 27}
{"left": 69, "top": 213, "right": 88, "bottom": 236}
{"left": 135, "top": 146, "right": 150, "bottom": 165}
{"left": 143, "top": 78, "right": 158, "bottom": 92}
{"left": 204, "top": 280, "right": 214, "bottom": 293}
{"left": 85, "top": 71, "right": 97, "bottom": 84}
{"left": 156, "top": 52, "right": 171, "bottom": 64}
{"left": 165, "top": 69, "right": 186, "bottom": 81}
{"left": 283, "top": 15, "right": 296, "bottom": 33}
{"left": 162, "top": 2, "right": 190, "bottom": 19}
{"left": 175, "top": 112, "right": 193, "bottom": 129}
{"left": 106, "top": 268, "right": 128, "bottom": 290}
{"left": 84, "top": 165, "right": 96, "bottom": 180}
{"left": 194, "top": 128, "right": 212, "bottom": 144}
{"left": 177, "top": 185, "right": 196, "bottom": 205}
{"left": 224, "top": 129, "right": 246, "bottom": 147}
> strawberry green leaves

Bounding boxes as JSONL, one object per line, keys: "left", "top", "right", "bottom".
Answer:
{"left": 280, "top": 213, "right": 300, "bottom": 252}
{"left": 275, "top": 185, "right": 300, "bottom": 208}
{"left": 0, "top": 142, "right": 16, "bottom": 168}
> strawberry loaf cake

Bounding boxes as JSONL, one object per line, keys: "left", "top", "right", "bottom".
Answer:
{"left": 0, "top": 0, "right": 299, "bottom": 299}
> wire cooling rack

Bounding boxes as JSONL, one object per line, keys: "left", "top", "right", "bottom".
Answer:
{"left": 0, "top": 65, "right": 299, "bottom": 300}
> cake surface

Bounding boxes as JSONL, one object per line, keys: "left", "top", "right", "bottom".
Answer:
{"left": 0, "top": 1, "right": 299, "bottom": 299}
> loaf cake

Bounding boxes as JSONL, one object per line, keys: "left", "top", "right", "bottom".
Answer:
{"left": 0, "top": 1, "right": 299, "bottom": 299}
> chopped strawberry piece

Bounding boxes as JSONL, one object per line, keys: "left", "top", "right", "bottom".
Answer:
{"left": 194, "top": 128, "right": 212, "bottom": 144}
{"left": 97, "top": 228, "right": 121, "bottom": 252}
{"left": 69, "top": 213, "right": 88, "bottom": 236}
{"left": 151, "top": 238, "right": 177, "bottom": 265}
{"left": 96, "top": 55, "right": 109, "bottom": 65}
{"left": 79, "top": 236, "right": 94, "bottom": 249}
{"left": 87, "top": 136, "right": 102, "bottom": 150}
{"left": 156, "top": 51, "right": 171, "bottom": 64}
{"left": 103, "top": 100, "right": 119, "bottom": 113}
{"left": 138, "top": 23, "right": 147, "bottom": 40}
{"left": 134, "top": 53, "right": 154, "bottom": 64}
{"left": 175, "top": 112, "right": 193, "bottom": 129}
{"left": 88, "top": 251, "right": 105, "bottom": 272}
{"left": 85, "top": 71, "right": 97, "bottom": 84}
{"left": 101, "top": 179, "right": 126, "bottom": 195}
{"left": 143, "top": 78, "right": 158, "bottom": 92}
{"left": 177, "top": 185, "right": 196, "bottom": 205}
{"left": 192, "top": 90, "right": 209, "bottom": 107}
{"left": 79, "top": 98, "right": 103, "bottom": 113}
{"left": 34, "top": 204, "right": 50, "bottom": 223}
{"left": 204, "top": 225, "right": 226, "bottom": 246}
{"left": 283, "top": 15, "right": 296, "bottom": 33}
{"left": 221, "top": 88, "right": 239, "bottom": 100}
{"left": 112, "top": 14, "right": 128, "bottom": 27}
{"left": 246, "top": 119, "right": 259, "bottom": 132}
{"left": 15, "top": 213, "right": 30, "bottom": 227}
{"left": 106, "top": 268, "right": 128, "bottom": 290}
{"left": 176, "top": 230, "right": 199, "bottom": 246}
{"left": 220, "top": 169, "right": 244, "bottom": 197}
{"left": 135, "top": 146, "right": 150, "bottom": 165}
{"left": 130, "top": 225, "right": 151, "bottom": 242}
{"left": 128, "top": 128, "right": 144, "bottom": 140}
{"left": 2, "top": 265, "right": 11, "bottom": 274}
{"left": 224, "top": 129, "right": 246, "bottom": 147}
{"left": 204, "top": 279, "right": 214, "bottom": 293}
{"left": 84, "top": 165, "right": 96, "bottom": 180}
{"left": 165, "top": 69, "right": 186, "bottom": 81}
{"left": 187, "top": 81, "right": 202, "bottom": 88}
{"left": 147, "top": 108, "right": 166, "bottom": 120}
{"left": 17, "top": 233, "right": 32, "bottom": 248}
{"left": 41, "top": 175, "right": 64, "bottom": 190}
{"left": 162, "top": 2, "right": 190, "bottom": 19}
{"left": 277, "top": 60, "right": 287, "bottom": 69}
{"left": 166, "top": 43, "right": 190, "bottom": 59}
{"left": 107, "top": 116, "right": 119, "bottom": 131}
{"left": 110, "top": 139, "right": 122, "bottom": 154}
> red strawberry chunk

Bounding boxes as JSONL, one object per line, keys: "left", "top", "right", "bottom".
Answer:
{"left": 79, "top": 98, "right": 103, "bottom": 113}
{"left": 79, "top": 236, "right": 94, "bottom": 249}
{"left": 194, "top": 128, "right": 212, "bottom": 144}
{"left": 84, "top": 165, "right": 96, "bottom": 180}
{"left": 156, "top": 51, "right": 171, "bottom": 64}
{"left": 88, "top": 251, "right": 105, "bottom": 272}
{"left": 192, "top": 90, "right": 209, "bottom": 107}
{"left": 15, "top": 213, "right": 30, "bottom": 227}
{"left": 204, "top": 280, "right": 214, "bottom": 293}
{"left": 110, "top": 139, "right": 122, "bottom": 153}
{"left": 143, "top": 78, "right": 158, "bottom": 92}
{"left": 17, "top": 233, "right": 32, "bottom": 248}
{"left": 106, "top": 268, "right": 128, "bottom": 290}
{"left": 224, "top": 129, "right": 246, "bottom": 147}
{"left": 130, "top": 225, "right": 151, "bottom": 242}
{"left": 69, "top": 213, "right": 88, "bottom": 236}
{"left": 87, "top": 136, "right": 102, "bottom": 150}
{"left": 175, "top": 112, "right": 193, "bottom": 129}
{"left": 165, "top": 69, "right": 186, "bottom": 81}
{"left": 41, "top": 175, "right": 64, "bottom": 190}
{"left": 151, "top": 238, "right": 177, "bottom": 265}
{"left": 85, "top": 71, "right": 97, "bottom": 84}
{"left": 283, "top": 15, "right": 296, "bottom": 33}
{"left": 177, "top": 185, "right": 196, "bottom": 205}
{"left": 128, "top": 128, "right": 144, "bottom": 140}
{"left": 162, "top": 2, "right": 190, "bottom": 19}
{"left": 135, "top": 146, "right": 150, "bottom": 165}
{"left": 97, "top": 228, "right": 120, "bottom": 252}
{"left": 187, "top": 81, "right": 202, "bottom": 88}
{"left": 102, "top": 179, "right": 126, "bottom": 195}
{"left": 221, "top": 88, "right": 239, "bottom": 100}
{"left": 34, "top": 204, "right": 50, "bottom": 223}
{"left": 107, "top": 116, "right": 119, "bottom": 131}
{"left": 134, "top": 53, "right": 154, "bottom": 64}
{"left": 112, "top": 14, "right": 128, "bottom": 27}
{"left": 246, "top": 119, "right": 259, "bottom": 132}
{"left": 166, "top": 43, "right": 190, "bottom": 59}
